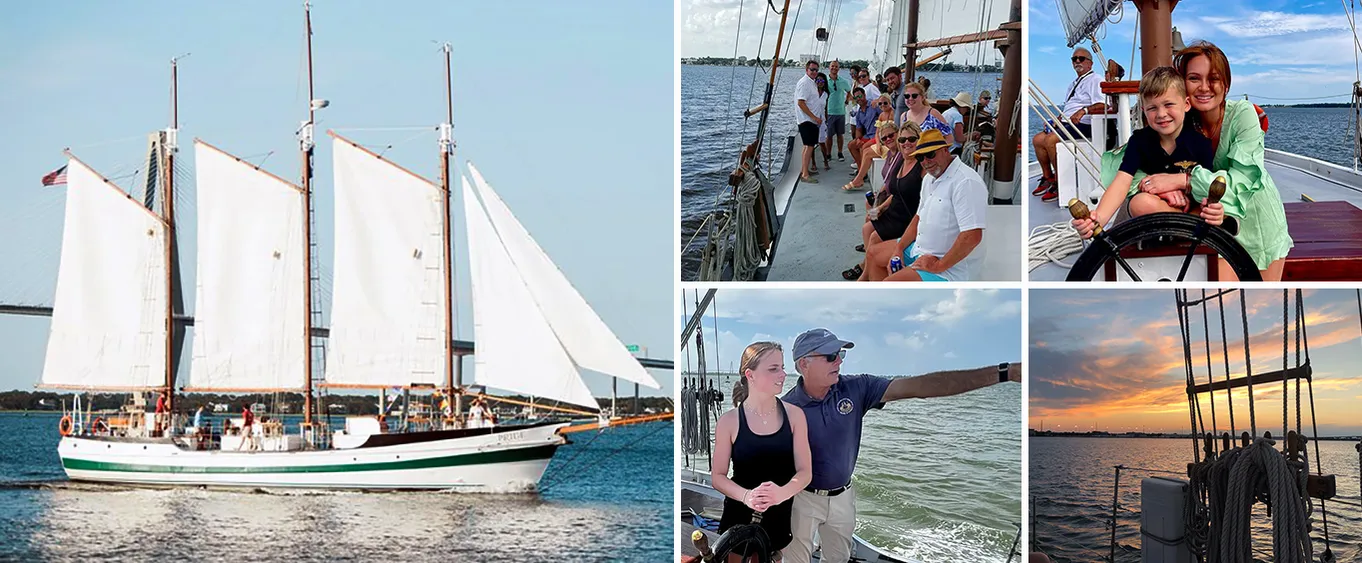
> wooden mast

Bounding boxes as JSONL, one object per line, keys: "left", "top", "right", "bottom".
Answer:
{"left": 904, "top": 0, "right": 920, "bottom": 83}
{"left": 991, "top": 0, "right": 1023, "bottom": 204}
{"left": 162, "top": 57, "right": 179, "bottom": 414}
{"left": 439, "top": 42, "right": 458, "bottom": 422}
{"left": 301, "top": 1, "right": 316, "bottom": 427}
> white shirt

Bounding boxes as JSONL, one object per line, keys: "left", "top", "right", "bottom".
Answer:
{"left": 941, "top": 107, "right": 965, "bottom": 149}
{"left": 1061, "top": 71, "right": 1104, "bottom": 125}
{"left": 911, "top": 157, "right": 987, "bottom": 281}
{"left": 794, "top": 75, "right": 820, "bottom": 124}
{"left": 859, "top": 82, "right": 880, "bottom": 107}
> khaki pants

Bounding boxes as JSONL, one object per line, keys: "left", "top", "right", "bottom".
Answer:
{"left": 783, "top": 487, "right": 856, "bottom": 563}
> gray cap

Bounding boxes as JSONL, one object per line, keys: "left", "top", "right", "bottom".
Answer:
{"left": 792, "top": 328, "right": 854, "bottom": 359}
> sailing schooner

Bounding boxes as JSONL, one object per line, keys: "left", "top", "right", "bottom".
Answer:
{"left": 36, "top": 2, "right": 663, "bottom": 491}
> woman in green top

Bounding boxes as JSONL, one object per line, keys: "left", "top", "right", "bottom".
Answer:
{"left": 1137, "top": 41, "right": 1293, "bottom": 281}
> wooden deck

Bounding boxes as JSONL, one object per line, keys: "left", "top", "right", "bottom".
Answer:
{"left": 1281, "top": 201, "right": 1362, "bottom": 281}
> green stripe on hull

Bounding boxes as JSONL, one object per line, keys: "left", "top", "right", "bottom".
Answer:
{"left": 62, "top": 444, "right": 558, "bottom": 474}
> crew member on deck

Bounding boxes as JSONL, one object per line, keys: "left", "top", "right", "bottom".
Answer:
{"left": 780, "top": 328, "right": 1020, "bottom": 563}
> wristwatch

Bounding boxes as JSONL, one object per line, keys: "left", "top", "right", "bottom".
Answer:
{"left": 998, "top": 362, "right": 1010, "bottom": 383}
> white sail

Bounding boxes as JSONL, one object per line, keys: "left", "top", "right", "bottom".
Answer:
{"left": 466, "top": 163, "right": 660, "bottom": 390}
{"left": 186, "top": 141, "right": 307, "bottom": 391}
{"left": 462, "top": 176, "right": 597, "bottom": 409}
{"left": 1056, "top": 0, "right": 1122, "bottom": 47}
{"left": 324, "top": 137, "right": 447, "bottom": 388}
{"left": 41, "top": 158, "right": 168, "bottom": 390}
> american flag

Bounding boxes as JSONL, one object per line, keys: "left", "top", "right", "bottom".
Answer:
{"left": 41, "top": 165, "right": 67, "bottom": 186}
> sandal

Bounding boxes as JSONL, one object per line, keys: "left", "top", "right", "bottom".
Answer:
{"left": 855, "top": 244, "right": 865, "bottom": 252}
{"left": 841, "top": 264, "right": 863, "bottom": 280}
{"left": 841, "top": 182, "right": 863, "bottom": 191}
{"left": 802, "top": 175, "right": 819, "bottom": 184}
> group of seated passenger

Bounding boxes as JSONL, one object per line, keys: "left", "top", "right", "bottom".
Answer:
{"left": 829, "top": 67, "right": 991, "bottom": 282}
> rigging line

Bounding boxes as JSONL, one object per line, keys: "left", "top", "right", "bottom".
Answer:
{"left": 872, "top": 0, "right": 884, "bottom": 70}
{"left": 1201, "top": 290, "right": 1218, "bottom": 445}
{"left": 1283, "top": 289, "right": 1288, "bottom": 448}
{"left": 1239, "top": 290, "right": 1257, "bottom": 437}
{"left": 768, "top": 0, "right": 784, "bottom": 14}
{"left": 1217, "top": 291, "right": 1236, "bottom": 438}
{"left": 722, "top": 0, "right": 749, "bottom": 161}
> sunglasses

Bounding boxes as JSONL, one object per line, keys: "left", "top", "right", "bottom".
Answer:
{"left": 915, "top": 150, "right": 940, "bottom": 162}
{"left": 906, "top": 93, "right": 921, "bottom": 99}
{"left": 877, "top": 102, "right": 889, "bottom": 107}
{"left": 898, "top": 136, "right": 917, "bottom": 143}
{"left": 853, "top": 94, "right": 865, "bottom": 99}
{"left": 1072, "top": 56, "right": 1089, "bottom": 63}
{"left": 880, "top": 135, "right": 894, "bottom": 143}
{"left": 805, "top": 349, "right": 846, "bottom": 362}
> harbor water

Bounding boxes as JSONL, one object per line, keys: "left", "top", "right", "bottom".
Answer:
{"left": 0, "top": 412, "right": 671, "bottom": 562}
{"left": 1030, "top": 436, "right": 1362, "bottom": 563}
{"left": 681, "top": 65, "right": 1003, "bottom": 280}
{"left": 1027, "top": 105, "right": 1357, "bottom": 168}
{"left": 683, "top": 378, "right": 1022, "bottom": 562}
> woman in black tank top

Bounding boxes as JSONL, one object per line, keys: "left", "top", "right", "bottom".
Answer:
{"left": 710, "top": 342, "right": 812, "bottom": 560}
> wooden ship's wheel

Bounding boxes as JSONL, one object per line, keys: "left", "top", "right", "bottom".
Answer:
{"left": 1065, "top": 179, "right": 1263, "bottom": 282}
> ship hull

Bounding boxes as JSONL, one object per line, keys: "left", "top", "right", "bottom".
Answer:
{"left": 57, "top": 422, "right": 568, "bottom": 491}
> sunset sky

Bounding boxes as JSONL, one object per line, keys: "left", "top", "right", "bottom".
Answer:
{"left": 1031, "top": 289, "right": 1362, "bottom": 437}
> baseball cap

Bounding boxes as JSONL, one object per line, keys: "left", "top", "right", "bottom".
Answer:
{"left": 792, "top": 328, "right": 855, "bottom": 359}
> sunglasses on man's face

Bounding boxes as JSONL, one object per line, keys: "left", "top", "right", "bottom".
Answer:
{"left": 807, "top": 350, "right": 846, "bottom": 363}
{"left": 898, "top": 136, "right": 917, "bottom": 144}
{"left": 1072, "top": 56, "right": 1089, "bottom": 63}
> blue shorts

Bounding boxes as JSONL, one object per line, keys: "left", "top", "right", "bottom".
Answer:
{"left": 1044, "top": 119, "right": 1091, "bottom": 140}
{"left": 901, "top": 242, "right": 948, "bottom": 282}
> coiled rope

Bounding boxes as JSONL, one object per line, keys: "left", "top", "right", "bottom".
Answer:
{"left": 1027, "top": 221, "right": 1084, "bottom": 271}
{"left": 731, "top": 171, "right": 766, "bottom": 281}
{"left": 1216, "top": 438, "right": 1313, "bottom": 563}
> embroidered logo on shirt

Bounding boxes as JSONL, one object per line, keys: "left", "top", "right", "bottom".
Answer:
{"left": 837, "top": 398, "right": 854, "bottom": 415}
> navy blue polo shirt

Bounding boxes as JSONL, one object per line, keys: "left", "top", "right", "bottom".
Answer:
{"left": 782, "top": 374, "right": 892, "bottom": 490}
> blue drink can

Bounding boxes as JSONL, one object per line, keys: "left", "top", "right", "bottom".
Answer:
{"left": 865, "top": 190, "right": 875, "bottom": 208}
{"left": 889, "top": 256, "right": 903, "bottom": 273}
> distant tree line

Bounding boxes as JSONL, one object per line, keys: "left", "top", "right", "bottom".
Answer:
{"left": 1258, "top": 102, "right": 1350, "bottom": 109}
{"left": 0, "top": 390, "right": 673, "bottom": 416}
{"left": 681, "top": 58, "right": 1001, "bottom": 74}
{"left": 682, "top": 57, "right": 872, "bottom": 69}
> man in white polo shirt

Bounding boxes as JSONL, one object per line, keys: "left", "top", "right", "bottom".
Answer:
{"left": 794, "top": 59, "right": 824, "bottom": 184}
{"left": 866, "top": 128, "right": 987, "bottom": 281}
{"left": 1031, "top": 46, "right": 1105, "bottom": 202}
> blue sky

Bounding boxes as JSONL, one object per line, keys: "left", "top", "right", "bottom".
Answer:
{"left": 680, "top": 289, "right": 1021, "bottom": 377}
{"left": 0, "top": 2, "right": 674, "bottom": 396}
{"left": 1030, "top": 0, "right": 1362, "bottom": 105}
{"left": 682, "top": 0, "right": 1010, "bottom": 67}
{"left": 1031, "top": 289, "right": 1362, "bottom": 436}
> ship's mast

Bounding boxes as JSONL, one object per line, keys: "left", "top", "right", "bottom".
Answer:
{"left": 438, "top": 43, "right": 459, "bottom": 422}
{"left": 300, "top": 1, "right": 317, "bottom": 427}
{"left": 162, "top": 57, "right": 180, "bottom": 413}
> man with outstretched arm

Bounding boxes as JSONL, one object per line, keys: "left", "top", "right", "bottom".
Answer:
{"left": 779, "top": 328, "right": 1020, "bottom": 563}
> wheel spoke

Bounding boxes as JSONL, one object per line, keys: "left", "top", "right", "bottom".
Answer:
{"left": 1175, "top": 238, "right": 1204, "bottom": 281}
{"left": 1112, "top": 254, "right": 1142, "bottom": 281}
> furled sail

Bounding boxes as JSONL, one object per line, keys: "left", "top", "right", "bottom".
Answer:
{"left": 462, "top": 176, "right": 597, "bottom": 409}
{"left": 185, "top": 141, "right": 307, "bottom": 391}
{"left": 466, "top": 164, "right": 660, "bottom": 391}
{"left": 1056, "top": 0, "right": 1122, "bottom": 47}
{"left": 324, "top": 136, "right": 448, "bottom": 388}
{"left": 40, "top": 157, "right": 168, "bottom": 390}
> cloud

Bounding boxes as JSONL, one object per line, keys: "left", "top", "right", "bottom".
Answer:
{"left": 907, "top": 288, "right": 1020, "bottom": 325}
{"left": 1201, "top": 11, "right": 1349, "bottom": 38}
{"left": 885, "top": 330, "right": 931, "bottom": 351}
